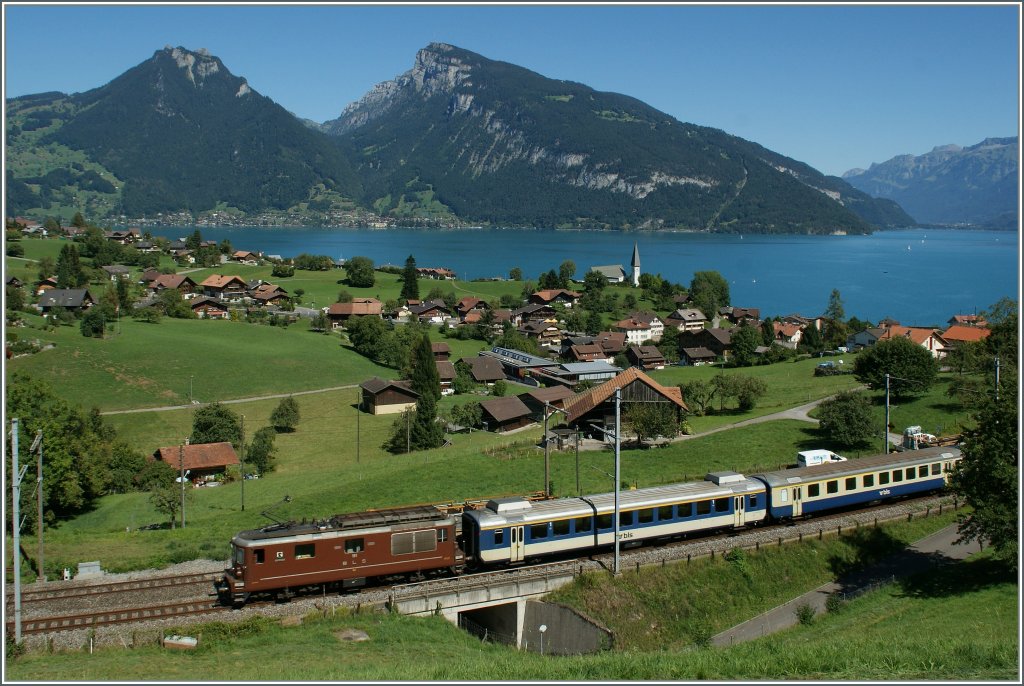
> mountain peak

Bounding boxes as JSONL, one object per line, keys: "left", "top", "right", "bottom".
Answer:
{"left": 155, "top": 45, "right": 236, "bottom": 89}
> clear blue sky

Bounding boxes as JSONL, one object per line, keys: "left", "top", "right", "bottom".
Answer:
{"left": 3, "top": 2, "right": 1020, "bottom": 176}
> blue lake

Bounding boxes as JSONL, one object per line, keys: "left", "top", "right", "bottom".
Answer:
{"left": 157, "top": 226, "right": 1019, "bottom": 327}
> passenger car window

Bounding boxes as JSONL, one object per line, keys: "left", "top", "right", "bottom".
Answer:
{"left": 494, "top": 529, "right": 505, "bottom": 545}
{"left": 713, "top": 498, "right": 729, "bottom": 512}
{"left": 638, "top": 509, "right": 654, "bottom": 524}
{"left": 879, "top": 472, "right": 890, "bottom": 485}
{"left": 574, "top": 517, "right": 592, "bottom": 533}
{"left": 696, "top": 501, "right": 711, "bottom": 516}
{"left": 553, "top": 519, "right": 570, "bottom": 536}
{"left": 530, "top": 523, "right": 549, "bottom": 539}
{"left": 808, "top": 484, "right": 820, "bottom": 498}
{"left": 827, "top": 480, "right": 838, "bottom": 494}
{"left": 657, "top": 505, "right": 674, "bottom": 521}
{"left": 845, "top": 477, "right": 857, "bottom": 491}
{"left": 863, "top": 474, "right": 875, "bottom": 487}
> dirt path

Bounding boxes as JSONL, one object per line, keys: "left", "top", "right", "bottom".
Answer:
{"left": 100, "top": 384, "right": 359, "bottom": 415}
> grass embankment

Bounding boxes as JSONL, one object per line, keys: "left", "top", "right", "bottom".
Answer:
{"left": 7, "top": 517, "right": 1017, "bottom": 681}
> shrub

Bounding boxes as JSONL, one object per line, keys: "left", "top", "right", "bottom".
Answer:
{"left": 825, "top": 592, "right": 846, "bottom": 614}
{"left": 795, "top": 602, "right": 816, "bottom": 626}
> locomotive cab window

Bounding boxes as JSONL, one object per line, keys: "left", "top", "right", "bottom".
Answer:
{"left": 345, "top": 538, "right": 364, "bottom": 554}
{"left": 437, "top": 528, "right": 449, "bottom": 543}
{"left": 807, "top": 484, "right": 820, "bottom": 498}
{"left": 574, "top": 517, "right": 592, "bottom": 533}
{"left": 295, "top": 543, "right": 315, "bottom": 559}
{"left": 826, "top": 480, "right": 838, "bottom": 494}
{"left": 845, "top": 477, "right": 857, "bottom": 491}
{"left": 254, "top": 548, "right": 264, "bottom": 564}
{"left": 553, "top": 519, "right": 570, "bottom": 536}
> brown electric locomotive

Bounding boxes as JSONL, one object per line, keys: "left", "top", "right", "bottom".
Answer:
{"left": 218, "top": 505, "right": 464, "bottom": 606}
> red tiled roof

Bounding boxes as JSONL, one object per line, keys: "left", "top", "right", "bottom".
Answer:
{"left": 200, "top": 274, "right": 247, "bottom": 289}
{"left": 614, "top": 318, "right": 650, "bottom": 331}
{"left": 562, "top": 367, "right": 688, "bottom": 423}
{"left": 879, "top": 325, "right": 942, "bottom": 346}
{"left": 153, "top": 442, "right": 239, "bottom": 472}
{"left": 150, "top": 274, "right": 195, "bottom": 290}
{"left": 940, "top": 325, "right": 990, "bottom": 344}
{"left": 328, "top": 300, "right": 382, "bottom": 316}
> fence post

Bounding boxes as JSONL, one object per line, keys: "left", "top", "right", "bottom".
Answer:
{"left": 818, "top": 528, "right": 823, "bottom": 540}
{"left": 837, "top": 525, "right": 842, "bottom": 537}
{"left": 778, "top": 537, "right": 783, "bottom": 547}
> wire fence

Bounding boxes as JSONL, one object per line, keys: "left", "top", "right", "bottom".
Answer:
{"left": 458, "top": 614, "right": 517, "bottom": 647}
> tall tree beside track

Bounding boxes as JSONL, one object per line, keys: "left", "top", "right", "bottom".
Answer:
{"left": 948, "top": 298, "right": 1018, "bottom": 570}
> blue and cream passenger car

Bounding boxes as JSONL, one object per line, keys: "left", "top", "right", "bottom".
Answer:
{"left": 462, "top": 472, "right": 767, "bottom": 566}
{"left": 750, "top": 446, "right": 961, "bottom": 520}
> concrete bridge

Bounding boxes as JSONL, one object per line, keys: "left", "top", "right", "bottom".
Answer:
{"left": 385, "top": 562, "right": 611, "bottom": 655}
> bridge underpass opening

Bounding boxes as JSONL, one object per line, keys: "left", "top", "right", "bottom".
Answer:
{"left": 458, "top": 602, "right": 521, "bottom": 647}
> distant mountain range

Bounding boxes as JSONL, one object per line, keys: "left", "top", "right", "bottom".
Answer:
{"left": 6, "top": 44, "right": 914, "bottom": 233}
{"left": 843, "top": 138, "right": 1018, "bottom": 230}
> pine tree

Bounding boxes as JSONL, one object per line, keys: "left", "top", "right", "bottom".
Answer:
{"left": 56, "top": 243, "right": 85, "bottom": 288}
{"left": 407, "top": 333, "right": 444, "bottom": 450}
{"left": 401, "top": 254, "right": 419, "bottom": 302}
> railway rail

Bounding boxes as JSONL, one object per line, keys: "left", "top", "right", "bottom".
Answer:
{"left": 7, "top": 573, "right": 219, "bottom": 605}
{"left": 7, "top": 599, "right": 227, "bottom": 636}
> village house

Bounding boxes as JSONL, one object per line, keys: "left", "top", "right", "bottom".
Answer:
{"left": 359, "top": 378, "right": 419, "bottom": 415}
{"left": 456, "top": 296, "right": 489, "bottom": 321}
{"left": 665, "top": 308, "right": 708, "bottom": 332}
{"left": 200, "top": 274, "right": 248, "bottom": 301}
{"left": 457, "top": 356, "right": 507, "bottom": 385}
{"left": 528, "top": 289, "right": 582, "bottom": 307}
{"left": 773, "top": 321, "right": 804, "bottom": 349}
{"left": 518, "top": 320, "right": 563, "bottom": 349}
{"left": 431, "top": 342, "right": 451, "bottom": 361}
{"left": 101, "top": 264, "right": 132, "bottom": 282}
{"left": 680, "top": 346, "right": 717, "bottom": 366}
{"left": 562, "top": 367, "right": 688, "bottom": 443}
{"left": 679, "top": 328, "right": 733, "bottom": 361}
{"left": 436, "top": 360, "right": 457, "bottom": 395}
{"left": 568, "top": 342, "right": 607, "bottom": 363}
{"left": 613, "top": 314, "right": 662, "bottom": 345}
{"left": 480, "top": 347, "right": 561, "bottom": 383}
{"left": 35, "top": 276, "right": 58, "bottom": 295}
{"left": 543, "top": 361, "right": 622, "bottom": 386}
{"left": 151, "top": 442, "right": 239, "bottom": 484}
{"left": 626, "top": 344, "right": 667, "bottom": 371}
{"left": 628, "top": 311, "right": 664, "bottom": 341}
{"left": 189, "top": 297, "right": 230, "bottom": 320}
{"left": 846, "top": 327, "right": 886, "bottom": 351}
{"left": 511, "top": 303, "right": 557, "bottom": 326}
{"left": 719, "top": 306, "right": 761, "bottom": 327}
{"left": 940, "top": 324, "right": 991, "bottom": 349}
{"left": 327, "top": 298, "right": 383, "bottom": 329}
{"left": 36, "top": 288, "right": 95, "bottom": 313}
{"left": 248, "top": 283, "right": 290, "bottom": 307}
{"left": 232, "top": 250, "right": 260, "bottom": 264}
{"left": 416, "top": 267, "right": 456, "bottom": 280}
{"left": 947, "top": 314, "right": 987, "bottom": 328}
{"left": 148, "top": 274, "right": 198, "bottom": 297}
{"left": 479, "top": 396, "right": 534, "bottom": 433}
{"left": 593, "top": 331, "right": 628, "bottom": 357}
{"left": 878, "top": 325, "right": 947, "bottom": 358}
{"left": 104, "top": 228, "right": 140, "bottom": 244}
{"left": 6, "top": 276, "right": 24, "bottom": 289}
{"left": 410, "top": 299, "right": 451, "bottom": 324}
{"left": 518, "top": 385, "right": 576, "bottom": 422}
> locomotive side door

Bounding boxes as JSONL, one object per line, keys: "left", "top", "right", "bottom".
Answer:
{"left": 733, "top": 495, "right": 745, "bottom": 527}
{"left": 510, "top": 525, "right": 525, "bottom": 563}
{"left": 792, "top": 487, "right": 803, "bottom": 517}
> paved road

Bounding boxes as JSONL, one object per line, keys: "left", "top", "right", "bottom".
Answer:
{"left": 710, "top": 523, "right": 976, "bottom": 647}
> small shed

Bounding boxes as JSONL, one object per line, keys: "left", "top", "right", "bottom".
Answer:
{"left": 480, "top": 396, "right": 534, "bottom": 433}
{"left": 360, "top": 377, "right": 419, "bottom": 415}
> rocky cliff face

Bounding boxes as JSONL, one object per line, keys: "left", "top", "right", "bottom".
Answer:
{"left": 843, "top": 137, "right": 1018, "bottom": 227}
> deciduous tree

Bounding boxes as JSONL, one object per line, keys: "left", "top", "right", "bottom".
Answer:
{"left": 191, "top": 403, "right": 243, "bottom": 448}
{"left": 689, "top": 270, "right": 729, "bottom": 320}
{"left": 270, "top": 396, "right": 300, "bottom": 433}
{"left": 815, "top": 390, "right": 876, "bottom": 448}
{"left": 853, "top": 335, "right": 939, "bottom": 400}
{"left": 343, "top": 255, "right": 375, "bottom": 288}
{"left": 625, "top": 402, "right": 679, "bottom": 447}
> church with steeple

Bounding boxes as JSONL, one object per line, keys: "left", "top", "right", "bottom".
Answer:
{"left": 631, "top": 241, "right": 641, "bottom": 287}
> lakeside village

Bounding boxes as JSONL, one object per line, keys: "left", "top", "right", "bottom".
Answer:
{"left": 6, "top": 215, "right": 993, "bottom": 477}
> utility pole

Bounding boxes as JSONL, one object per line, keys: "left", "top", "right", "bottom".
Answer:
{"left": 613, "top": 388, "right": 621, "bottom": 576}
{"left": 406, "top": 410, "right": 411, "bottom": 454}
{"left": 884, "top": 373, "right": 890, "bottom": 454}
{"left": 240, "top": 415, "right": 245, "bottom": 512}
{"left": 30, "top": 430, "right": 44, "bottom": 582}
{"left": 179, "top": 440, "right": 186, "bottom": 529}
{"left": 356, "top": 389, "right": 361, "bottom": 464}
{"left": 575, "top": 429, "right": 581, "bottom": 496}
{"left": 189, "top": 375, "right": 193, "bottom": 404}
{"left": 10, "top": 418, "right": 24, "bottom": 643}
{"left": 994, "top": 356, "right": 1000, "bottom": 401}
{"left": 543, "top": 403, "right": 551, "bottom": 497}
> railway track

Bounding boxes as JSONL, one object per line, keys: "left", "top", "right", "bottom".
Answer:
{"left": 8, "top": 599, "right": 227, "bottom": 636}
{"left": 7, "top": 573, "right": 219, "bottom": 605}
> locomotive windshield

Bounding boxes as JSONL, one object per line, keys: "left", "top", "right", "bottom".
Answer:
{"left": 233, "top": 545, "right": 245, "bottom": 566}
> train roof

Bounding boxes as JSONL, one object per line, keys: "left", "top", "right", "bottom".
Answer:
{"left": 464, "top": 477, "right": 764, "bottom": 527}
{"left": 750, "top": 446, "right": 961, "bottom": 488}
{"left": 234, "top": 505, "right": 453, "bottom": 544}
